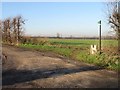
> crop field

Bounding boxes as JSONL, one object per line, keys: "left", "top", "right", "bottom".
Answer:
{"left": 19, "top": 38, "right": 119, "bottom": 70}
{"left": 49, "top": 39, "right": 118, "bottom": 47}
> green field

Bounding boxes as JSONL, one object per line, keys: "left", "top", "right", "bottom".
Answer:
{"left": 49, "top": 39, "right": 118, "bottom": 47}
{"left": 19, "top": 38, "right": 119, "bottom": 70}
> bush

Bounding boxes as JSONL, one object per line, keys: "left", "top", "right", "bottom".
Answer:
{"left": 20, "top": 36, "right": 32, "bottom": 44}
{"left": 28, "top": 38, "right": 49, "bottom": 45}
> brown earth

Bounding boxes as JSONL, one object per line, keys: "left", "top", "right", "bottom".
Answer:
{"left": 2, "top": 45, "right": 119, "bottom": 88}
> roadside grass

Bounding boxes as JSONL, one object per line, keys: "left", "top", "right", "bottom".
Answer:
{"left": 20, "top": 44, "right": 72, "bottom": 57}
{"left": 19, "top": 39, "right": 119, "bottom": 71}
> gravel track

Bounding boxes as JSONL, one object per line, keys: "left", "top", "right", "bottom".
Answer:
{"left": 2, "top": 45, "right": 118, "bottom": 88}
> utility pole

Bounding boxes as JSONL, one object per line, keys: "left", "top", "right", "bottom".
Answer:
{"left": 98, "top": 20, "right": 102, "bottom": 54}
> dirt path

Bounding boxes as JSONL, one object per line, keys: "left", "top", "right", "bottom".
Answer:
{"left": 2, "top": 45, "right": 118, "bottom": 88}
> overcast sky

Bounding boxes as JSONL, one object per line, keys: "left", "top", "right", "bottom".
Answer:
{"left": 2, "top": 2, "right": 111, "bottom": 37}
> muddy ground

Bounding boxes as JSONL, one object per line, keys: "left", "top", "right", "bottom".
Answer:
{"left": 2, "top": 45, "right": 119, "bottom": 88}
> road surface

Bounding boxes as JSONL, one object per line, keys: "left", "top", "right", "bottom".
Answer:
{"left": 2, "top": 45, "right": 118, "bottom": 88}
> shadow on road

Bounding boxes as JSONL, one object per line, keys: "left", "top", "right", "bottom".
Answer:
{"left": 2, "top": 66, "right": 104, "bottom": 85}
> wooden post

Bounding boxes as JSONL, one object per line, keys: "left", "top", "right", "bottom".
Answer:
{"left": 98, "top": 20, "right": 102, "bottom": 54}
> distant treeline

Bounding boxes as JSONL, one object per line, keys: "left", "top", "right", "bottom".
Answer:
{"left": 30, "top": 36, "right": 116, "bottom": 40}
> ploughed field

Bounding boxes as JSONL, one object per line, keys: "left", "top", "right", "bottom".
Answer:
{"left": 2, "top": 44, "right": 118, "bottom": 88}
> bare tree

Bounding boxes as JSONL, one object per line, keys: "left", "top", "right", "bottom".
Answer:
{"left": 12, "top": 17, "right": 17, "bottom": 44}
{"left": 2, "top": 18, "right": 12, "bottom": 44}
{"left": 6, "top": 18, "right": 12, "bottom": 44}
{"left": 107, "top": 1, "right": 120, "bottom": 51}
{"left": 16, "top": 16, "right": 25, "bottom": 45}
{"left": 3, "top": 20, "right": 8, "bottom": 43}
{"left": 2, "top": 16, "right": 25, "bottom": 45}
{"left": 57, "top": 33, "right": 60, "bottom": 38}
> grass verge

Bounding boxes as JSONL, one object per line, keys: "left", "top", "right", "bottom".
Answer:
{"left": 19, "top": 43, "right": 119, "bottom": 71}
